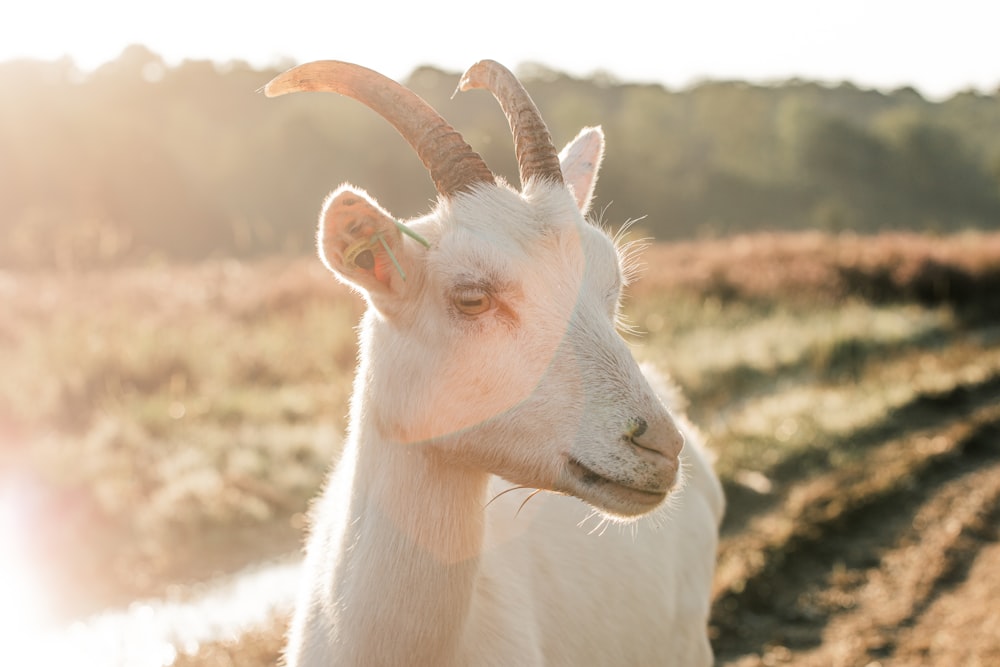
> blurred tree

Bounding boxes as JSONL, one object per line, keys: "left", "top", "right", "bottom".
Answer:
{"left": 1, "top": 49, "right": 998, "bottom": 268}
{"left": 884, "top": 118, "right": 1000, "bottom": 223}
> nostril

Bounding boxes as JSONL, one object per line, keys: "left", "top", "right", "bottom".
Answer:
{"left": 627, "top": 417, "right": 648, "bottom": 440}
{"left": 626, "top": 416, "right": 684, "bottom": 462}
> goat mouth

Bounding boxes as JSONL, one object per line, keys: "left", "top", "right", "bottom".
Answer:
{"left": 565, "top": 456, "right": 668, "bottom": 512}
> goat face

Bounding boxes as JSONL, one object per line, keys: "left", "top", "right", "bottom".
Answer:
{"left": 269, "top": 61, "right": 684, "bottom": 519}
{"left": 318, "top": 131, "right": 684, "bottom": 519}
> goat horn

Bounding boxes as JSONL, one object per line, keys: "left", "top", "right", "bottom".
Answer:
{"left": 265, "top": 60, "right": 496, "bottom": 198}
{"left": 458, "top": 60, "right": 563, "bottom": 188}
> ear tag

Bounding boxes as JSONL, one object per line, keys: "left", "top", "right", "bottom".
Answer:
{"left": 343, "top": 221, "right": 430, "bottom": 282}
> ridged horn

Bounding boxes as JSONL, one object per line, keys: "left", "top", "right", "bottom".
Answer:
{"left": 265, "top": 60, "right": 495, "bottom": 198}
{"left": 458, "top": 60, "right": 563, "bottom": 188}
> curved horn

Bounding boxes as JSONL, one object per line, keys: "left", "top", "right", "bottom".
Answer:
{"left": 265, "top": 61, "right": 495, "bottom": 198}
{"left": 458, "top": 60, "right": 563, "bottom": 188}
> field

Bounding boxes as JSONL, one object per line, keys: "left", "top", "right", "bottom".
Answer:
{"left": 2, "top": 231, "right": 999, "bottom": 666}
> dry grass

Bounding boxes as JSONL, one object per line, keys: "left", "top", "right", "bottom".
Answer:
{"left": 0, "top": 259, "right": 362, "bottom": 614}
{"left": 633, "top": 230, "right": 1000, "bottom": 313}
{"left": 173, "top": 622, "right": 289, "bottom": 667}
{"left": 1, "top": 229, "right": 999, "bottom": 638}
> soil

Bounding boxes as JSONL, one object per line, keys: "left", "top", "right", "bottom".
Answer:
{"left": 181, "top": 375, "right": 1000, "bottom": 667}
{"left": 177, "top": 337, "right": 1000, "bottom": 667}
{"left": 711, "top": 376, "right": 1000, "bottom": 666}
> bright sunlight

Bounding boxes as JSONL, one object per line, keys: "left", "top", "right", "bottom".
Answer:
{"left": 0, "top": 480, "right": 51, "bottom": 663}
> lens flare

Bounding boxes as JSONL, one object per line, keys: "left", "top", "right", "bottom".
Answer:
{"left": 0, "top": 480, "right": 52, "bottom": 663}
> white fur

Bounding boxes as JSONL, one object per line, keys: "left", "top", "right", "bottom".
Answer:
{"left": 284, "top": 125, "right": 725, "bottom": 666}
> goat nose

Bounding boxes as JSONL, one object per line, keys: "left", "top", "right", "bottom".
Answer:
{"left": 627, "top": 416, "right": 684, "bottom": 460}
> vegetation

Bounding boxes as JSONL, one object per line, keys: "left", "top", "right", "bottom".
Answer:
{"left": 3, "top": 232, "right": 999, "bottom": 661}
{"left": 2, "top": 46, "right": 1000, "bottom": 269}
{"left": 3, "top": 45, "right": 1000, "bottom": 665}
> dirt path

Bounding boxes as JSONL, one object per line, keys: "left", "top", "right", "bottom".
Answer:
{"left": 712, "top": 377, "right": 1000, "bottom": 666}
{"left": 174, "top": 339, "right": 1000, "bottom": 667}
{"left": 174, "top": 378, "right": 1000, "bottom": 667}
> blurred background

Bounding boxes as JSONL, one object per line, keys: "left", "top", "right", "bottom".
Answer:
{"left": 2, "top": 1, "right": 999, "bottom": 665}
{"left": 2, "top": 0, "right": 1000, "bottom": 269}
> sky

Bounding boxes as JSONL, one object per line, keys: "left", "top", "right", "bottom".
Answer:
{"left": 1, "top": 0, "right": 998, "bottom": 100}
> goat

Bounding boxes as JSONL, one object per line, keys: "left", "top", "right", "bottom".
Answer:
{"left": 264, "top": 59, "right": 724, "bottom": 667}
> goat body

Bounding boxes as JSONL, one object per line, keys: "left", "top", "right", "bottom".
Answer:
{"left": 265, "top": 60, "right": 725, "bottom": 667}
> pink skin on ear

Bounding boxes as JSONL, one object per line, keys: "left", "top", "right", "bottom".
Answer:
{"left": 342, "top": 232, "right": 398, "bottom": 286}
{"left": 320, "top": 188, "right": 404, "bottom": 290}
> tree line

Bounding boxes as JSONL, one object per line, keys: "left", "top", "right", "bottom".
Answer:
{"left": 2, "top": 45, "right": 999, "bottom": 268}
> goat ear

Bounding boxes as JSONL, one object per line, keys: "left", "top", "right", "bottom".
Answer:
{"left": 558, "top": 126, "right": 605, "bottom": 216}
{"left": 318, "top": 185, "right": 409, "bottom": 295}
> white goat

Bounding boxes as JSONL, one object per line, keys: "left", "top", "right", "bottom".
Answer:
{"left": 265, "top": 60, "right": 724, "bottom": 667}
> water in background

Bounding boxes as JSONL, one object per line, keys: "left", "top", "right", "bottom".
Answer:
{"left": 23, "top": 556, "right": 301, "bottom": 667}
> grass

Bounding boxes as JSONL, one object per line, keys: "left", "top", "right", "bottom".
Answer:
{"left": 0, "top": 260, "right": 361, "bottom": 612}
{"left": 633, "top": 230, "right": 1000, "bottom": 312}
{"left": 1, "top": 230, "right": 999, "bottom": 633}
{"left": 629, "top": 294, "right": 998, "bottom": 483}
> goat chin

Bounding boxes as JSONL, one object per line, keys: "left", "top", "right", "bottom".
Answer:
{"left": 267, "top": 59, "right": 725, "bottom": 667}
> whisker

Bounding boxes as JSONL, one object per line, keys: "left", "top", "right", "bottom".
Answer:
{"left": 515, "top": 489, "right": 544, "bottom": 518}
{"left": 577, "top": 508, "right": 600, "bottom": 529}
{"left": 588, "top": 516, "right": 609, "bottom": 536}
{"left": 484, "top": 485, "right": 530, "bottom": 510}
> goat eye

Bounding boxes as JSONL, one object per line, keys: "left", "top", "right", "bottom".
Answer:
{"left": 453, "top": 289, "right": 493, "bottom": 316}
